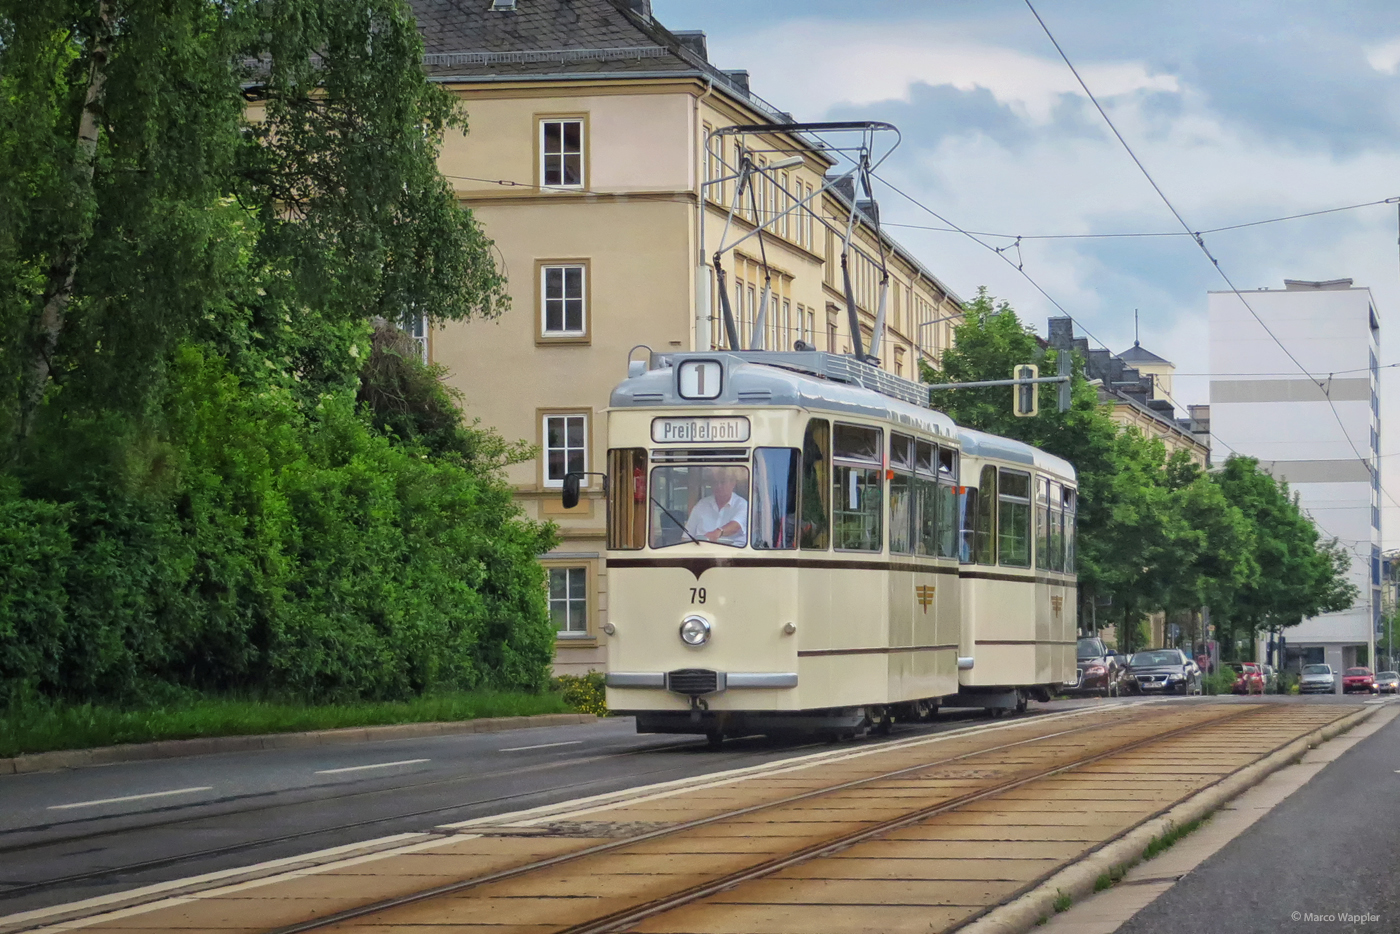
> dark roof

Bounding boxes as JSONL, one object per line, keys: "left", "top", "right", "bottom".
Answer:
{"left": 1118, "top": 342, "right": 1171, "bottom": 366}
{"left": 409, "top": 0, "right": 700, "bottom": 79}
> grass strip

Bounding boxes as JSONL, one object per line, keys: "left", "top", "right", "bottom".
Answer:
{"left": 0, "top": 690, "right": 575, "bottom": 758}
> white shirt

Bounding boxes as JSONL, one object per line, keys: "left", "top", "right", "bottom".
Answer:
{"left": 685, "top": 493, "right": 748, "bottom": 545}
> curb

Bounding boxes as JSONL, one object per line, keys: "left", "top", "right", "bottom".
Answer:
{"left": 956, "top": 703, "right": 1379, "bottom": 934}
{"left": 0, "top": 713, "right": 598, "bottom": 775}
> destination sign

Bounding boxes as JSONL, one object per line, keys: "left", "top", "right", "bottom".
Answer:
{"left": 651, "top": 416, "right": 750, "bottom": 444}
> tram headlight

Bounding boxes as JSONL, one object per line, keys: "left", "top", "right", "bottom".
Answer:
{"left": 679, "top": 615, "right": 711, "bottom": 647}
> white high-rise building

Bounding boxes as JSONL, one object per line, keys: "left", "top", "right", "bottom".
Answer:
{"left": 1209, "top": 279, "right": 1380, "bottom": 677}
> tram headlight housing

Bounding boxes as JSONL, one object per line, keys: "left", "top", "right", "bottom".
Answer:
{"left": 679, "top": 615, "right": 711, "bottom": 647}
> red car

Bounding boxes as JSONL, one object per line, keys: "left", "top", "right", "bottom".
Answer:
{"left": 1231, "top": 663, "right": 1265, "bottom": 695}
{"left": 1342, "top": 667, "right": 1377, "bottom": 694}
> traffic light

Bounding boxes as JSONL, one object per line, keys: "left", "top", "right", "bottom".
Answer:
{"left": 1013, "top": 364, "right": 1038, "bottom": 417}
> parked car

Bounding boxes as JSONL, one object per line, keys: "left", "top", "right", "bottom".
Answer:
{"left": 1231, "top": 662, "right": 1266, "bottom": 695}
{"left": 1342, "top": 667, "right": 1377, "bottom": 694}
{"left": 1376, "top": 671, "right": 1399, "bottom": 694}
{"left": 1262, "top": 665, "right": 1279, "bottom": 693}
{"left": 1299, "top": 663, "right": 1337, "bottom": 694}
{"left": 1065, "top": 637, "right": 1128, "bottom": 698}
{"left": 1126, "top": 648, "right": 1201, "bottom": 695}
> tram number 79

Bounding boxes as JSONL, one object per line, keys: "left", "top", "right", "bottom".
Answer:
{"left": 689, "top": 587, "right": 707, "bottom": 604}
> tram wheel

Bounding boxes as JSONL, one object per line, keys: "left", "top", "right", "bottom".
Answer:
{"left": 705, "top": 730, "right": 724, "bottom": 749}
{"left": 1015, "top": 690, "right": 1029, "bottom": 714}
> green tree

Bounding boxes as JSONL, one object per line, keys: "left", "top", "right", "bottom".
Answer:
{"left": 1212, "top": 455, "right": 1357, "bottom": 656}
{"left": 0, "top": 0, "right": 549, "bottom": 705}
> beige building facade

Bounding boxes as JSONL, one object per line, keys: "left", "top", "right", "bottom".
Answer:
{"left": 411, "top": 0, "right": 964, "bottom": 673}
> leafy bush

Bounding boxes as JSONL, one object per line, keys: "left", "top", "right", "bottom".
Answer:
{"left": 555, "top": 672, "right": 608, "bottom": 717}
{"left": 1, "top": 347, "right": 558, "bottom": 705}
{"left": 1203, "top": 666, "right": 1238, "bottom": 696}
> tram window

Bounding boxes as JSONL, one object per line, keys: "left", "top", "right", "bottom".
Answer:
{"left": 1063, "top": 487, "right": 1077, "bottom": 570}
{"left": 801, "top": 419, "right": 830, "bottom": 550}
{"left": 1035, "top": 477, "right": 1051, "bottom": 570}
{"left": 834, "top": 423, "right": 881, "bottom": 463}
{"left": 1048, "top": 481, "right": 1063, "bottom": 572}
{"left": 833, "top": 464, "right": 883, "bottom": 552}
{"left": 974, "top": 465, "right": 997, "bottom": 565}
{"left": 913, "top": 474, "right": 937, "bottom": 556}
{"left": 890, "top": 471, "right": 914, "bottom": 554}
{"left": 752, "top": 448, "right": 800, "bottom": 550}
{"left": 937, "top": 447, "right": 958, "bottom": 559}
{"left": 998, "top": 469, "right": 1032, "bottom": 568}
{"left": 649, "top": 464, "right": 750, "bottom": 548}
{"left": 891, "top": 433, "right": 915, "bottom": 471}
{"left": 916, "top": 440, "right": 936, "bottom": 475}
{"left": 958, "top": 486, "right": 977, "bottom": 564}
{"left": 607, "top": 448, "right": 648, "bottom": 550}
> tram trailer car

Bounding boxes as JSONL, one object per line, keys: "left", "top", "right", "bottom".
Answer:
{"left": 595, "top": 351, "right": 1076, "bottom": 740}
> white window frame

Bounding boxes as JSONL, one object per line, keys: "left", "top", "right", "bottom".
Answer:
{"left": 548, "top": 565, "right": 589, "bottom": 636}
{"left": 540, "top": 263, "right": 587, "bottom": 338}
{"left": 401, "top": 312, "right": 428, "bottom": 362}
{"left": 540, "top": 118, "right": 584, "bottom": 190}
{"left": 543, "top": 412, "right": 588, "bottom": 489}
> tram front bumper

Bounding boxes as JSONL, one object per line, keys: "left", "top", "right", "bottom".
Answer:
{"left": 607, "top": 670, "right": 798, "bottom": 697}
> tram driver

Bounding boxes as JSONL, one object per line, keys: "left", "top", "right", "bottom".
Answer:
{"left": 684, "top": 466, "right": 748, "bottom": 546}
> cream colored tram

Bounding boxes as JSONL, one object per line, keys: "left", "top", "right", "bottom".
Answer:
{"left": 949, "top": 428, "right": 1078, "bottom": 713}
{"left": 597, "top": 351, "right": 1074, "bottom": 739}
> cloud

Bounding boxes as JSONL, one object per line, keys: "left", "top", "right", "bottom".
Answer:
{"left": 713, "top": 20, "right": 1178, "bottom": 124}
{"left": 1366, "top": 37, "right": 1400, "bottom": 73}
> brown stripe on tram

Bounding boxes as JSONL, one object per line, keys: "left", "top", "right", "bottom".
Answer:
{"left": 797, "top": 643, "right": 960, "bottom": 657}
{"left": 959, "top": 569, "right": 1077, "bottom": 585}
{"left": 975, "top": 639, "right": 1078, "bottom": 646}
{"left": 605, "top": 556, "right": 962, "bottom": 579}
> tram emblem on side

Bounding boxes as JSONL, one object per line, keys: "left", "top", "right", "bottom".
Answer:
{"left": 915, "top": 584, "right": 936, "bottom": 613}
{"left": 1051, "top": 595, "right": 1064, "bottom": 620}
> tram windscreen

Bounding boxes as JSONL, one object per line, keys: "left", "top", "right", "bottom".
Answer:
{"left": 649, "top": 464, "right": 751, "bottom": 548}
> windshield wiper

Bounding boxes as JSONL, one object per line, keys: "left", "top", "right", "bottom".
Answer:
{"left": 651, "top": 497, "right": 705, "bottom": 546}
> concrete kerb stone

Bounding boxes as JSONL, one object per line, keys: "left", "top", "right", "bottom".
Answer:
{"left": 0, "top": 713, "right": 597, "bottom": 775}
{"left": 956, "top": 704, "right": 1380, "bottom": 934}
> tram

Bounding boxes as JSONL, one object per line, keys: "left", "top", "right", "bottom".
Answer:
{"left": 581, "top": 349, "right": 1077, "bottom": 740}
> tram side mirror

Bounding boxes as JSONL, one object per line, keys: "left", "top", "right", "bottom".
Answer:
{"left": 562, "top": 472, "right": 583, "bottom": 510}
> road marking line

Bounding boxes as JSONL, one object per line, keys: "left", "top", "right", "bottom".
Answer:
{"left": 315, "top": 758, "right": 430, "bottom": 775}
{"left": 48, "top": 786, "right": 213, "bottom": 811}
{"left": 498, "top": 740, "right": 583, "bottom": 753}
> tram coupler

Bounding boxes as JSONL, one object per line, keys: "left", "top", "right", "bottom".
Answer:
{"left": 688, "top": 696, "right": 709, "bottom": 722}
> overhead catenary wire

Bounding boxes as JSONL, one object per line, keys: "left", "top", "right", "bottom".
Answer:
{"left": 1023, "top": 0, "right": 1396, "bottom": 514}
{"left": 882, "top": 197, "right": 1400, "bottom": 242}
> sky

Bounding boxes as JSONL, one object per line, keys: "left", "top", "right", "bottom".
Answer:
{"left": 653, "top": 0, "right": 1400, "bottom": 548}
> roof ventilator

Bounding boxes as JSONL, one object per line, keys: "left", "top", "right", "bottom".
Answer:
{"left": 489, "top": 0, "right": 516, "bottom": 10}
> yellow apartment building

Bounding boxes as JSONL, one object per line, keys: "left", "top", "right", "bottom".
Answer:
{"left": 410, "top": 0, "right": 965, "bottom": 673}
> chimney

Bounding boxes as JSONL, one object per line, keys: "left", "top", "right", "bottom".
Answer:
{"left": 724, "top": 69, "right": 749, "bottom": 94}
{"left": 627, "top": 0, "right": 652, "bottom": 21}
{"left": 673, "top": 30, "right": 707, "bottom": 62}
{"left": 856, "top": 199, "right": 879, "bottom": 225}
{"left": 830, "top": 175, "right": 855, "bottom": 204}
{"left": 1047, "top": 316, "right": 1075, "bottom": 349}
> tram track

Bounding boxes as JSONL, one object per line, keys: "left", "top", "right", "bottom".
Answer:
{"left": 255, "top": 702, "right": 1265, "bottom": 934}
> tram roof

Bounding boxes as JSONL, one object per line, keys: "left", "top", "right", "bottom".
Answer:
{"left": 611, "top": 351, "right": 958, "bottom": 440}
{"left": 957, "top": 426, "right": 1077, "bottom": 482}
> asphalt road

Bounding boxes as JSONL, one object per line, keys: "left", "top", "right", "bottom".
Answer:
{"left": 1119, "top": 697, "right": 1400, "bottom": 934}
{"left": 0, "top": 703, "right": 1073, "bottom": 916}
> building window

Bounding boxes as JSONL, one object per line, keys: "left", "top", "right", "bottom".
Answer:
{"left": 540, "top": 263, "right": 587, "bottom": 338}
{"left": 548, "top": 566, "right": 588, "bottom": 635}
{"left": 401, "top": 312, "right": 428, "bottom": 362}
{"left": 541, "top": 119, "right": 583, "bottom": 188}
{"left": 543, "top": 413, "right": 587, "bottom": 488}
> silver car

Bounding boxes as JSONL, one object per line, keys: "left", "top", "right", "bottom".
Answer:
{"left": 1299, "top": 663, "right": 1336, "bottom": 694}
